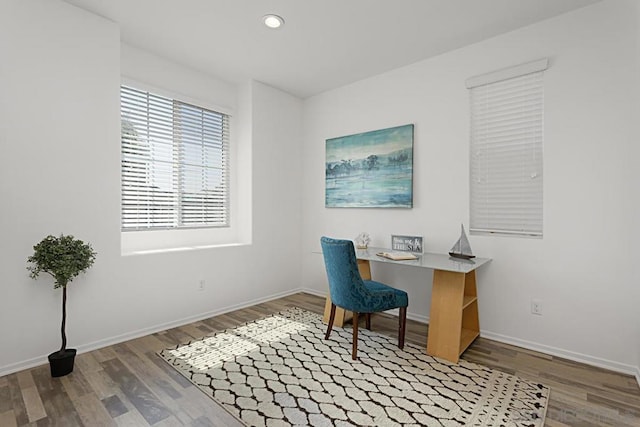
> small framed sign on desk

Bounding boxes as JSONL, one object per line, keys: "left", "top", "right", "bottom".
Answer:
{"left": 391, "top": 235, "right": 423, "bottom": 253}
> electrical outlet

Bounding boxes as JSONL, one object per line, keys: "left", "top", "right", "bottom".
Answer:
{"left": 198, "top": 279, "right": 206, "bottom": 291}
{"left": 531, "top": 299, "right": 542, "bottom": 315}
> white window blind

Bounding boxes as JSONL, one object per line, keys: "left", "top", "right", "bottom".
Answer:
{"left": 467, "top": 59, "right": 546, "bottom": 237}
{"left": 120, "top": 85, "right": 230, "bottom": 230}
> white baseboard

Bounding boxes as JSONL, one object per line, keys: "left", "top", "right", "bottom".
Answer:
{"left": 0, "top": 288, "right": 304, "bottom": 377}
{"left": 298, "top": 287, "right": 325, "bottom": 298}
{"left": 407, "top": 312, "right": 429, "bottom": 324}
{"left": 0, "top": 355, "right": 49, "bottom": 378}
{"left": 480, "top": 329, "right": 640, "bottom": 379}
{"left": 3, "top": 287, "right": 639, "bottom": 389}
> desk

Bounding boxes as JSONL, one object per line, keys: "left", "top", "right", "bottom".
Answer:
{"left": 321, "top": 247, "right": 491, "bottom": 363}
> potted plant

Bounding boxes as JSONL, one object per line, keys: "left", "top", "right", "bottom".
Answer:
{"left": 27, "top": 234, "right": 96, "bottom": 377}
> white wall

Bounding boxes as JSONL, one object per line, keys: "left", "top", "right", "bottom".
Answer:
{"left": 0, "top": 0, "right": 303, "bottom": 375}
{"left": 0, "top": 0, "right": 121, "bottom": 372}
{"left": 1, "top": 0, "right": 637, "bottom": 381}
{"left": 634, "top": 0, "right": 640, "bottom": 385}
{"left": 302, "top": 0, "right": 639, "bottom": 374}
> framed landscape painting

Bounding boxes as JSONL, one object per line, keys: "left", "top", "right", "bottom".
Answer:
{"left": 325, "top": 124, "right": 414, "bottom": 208}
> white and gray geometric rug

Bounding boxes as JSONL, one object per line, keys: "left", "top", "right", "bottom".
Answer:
{"left": 159, "top": 307, "right": 549, "bottom": 427}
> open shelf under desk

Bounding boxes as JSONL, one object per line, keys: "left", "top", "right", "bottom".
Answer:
{"left": 462, "top": 295, "right": 477, "bottom": 310}
{"left": 460, "top": 328, "right": 480, "bottom": 355}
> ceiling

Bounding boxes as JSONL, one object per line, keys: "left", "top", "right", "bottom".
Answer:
{"left": 62, "top": 0, "right": 599, "bottom": 98}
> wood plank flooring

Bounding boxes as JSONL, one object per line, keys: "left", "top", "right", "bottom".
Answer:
{"left": 1, "top": 292, "right": 638, "bottom": 426}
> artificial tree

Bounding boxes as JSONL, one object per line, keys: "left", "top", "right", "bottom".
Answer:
{"left": 27, "top": 234, "right": 96, "bottom": 377}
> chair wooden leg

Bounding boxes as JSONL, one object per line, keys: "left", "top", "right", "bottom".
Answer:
{"left": 365, "top": 313, "right": 371, "bottom": 330}
{"left": 398, "top": 306, "right": 407, "bottom": 349}
{"left": 352, "top": 311, "right": 359, "bottom": 360}
{"left": 325, "top": 303, "right": 336, "bottom": 340}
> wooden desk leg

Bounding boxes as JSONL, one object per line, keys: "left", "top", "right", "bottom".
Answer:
{"left": 426, "top": 269, "right": 480, "bottom": 363}
{"left": 322, "top": 259, "right": 372, "bottom": 326}
{"left": 357, "top": 259, "right": 372, "bottom": 281}
{"left": 322, "top": 297, "right": 349, "bottom": 326}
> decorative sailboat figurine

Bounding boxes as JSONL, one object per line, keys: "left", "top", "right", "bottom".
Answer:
{"left": 449, "top": 224, "right": 475, "bottom": 259}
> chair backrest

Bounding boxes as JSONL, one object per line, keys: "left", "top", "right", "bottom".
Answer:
{"left": 320, "top": 236, "right": 367, "bottom": 311}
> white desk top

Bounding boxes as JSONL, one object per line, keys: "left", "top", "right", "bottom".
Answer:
{"left": 355, "top": 246, "right": 491, "bottom": 274}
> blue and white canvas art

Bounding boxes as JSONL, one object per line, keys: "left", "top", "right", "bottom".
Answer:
{"left": 325, "top": 124, "right": 414, "bottom": 208}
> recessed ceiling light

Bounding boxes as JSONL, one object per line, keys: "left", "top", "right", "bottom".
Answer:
{"left": 263, "top": 14, "right": 284, "bottom": 29}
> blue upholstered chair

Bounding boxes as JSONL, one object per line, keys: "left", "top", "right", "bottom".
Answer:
{"left": 320, "top": 236, "right": 408, "bottom": 360}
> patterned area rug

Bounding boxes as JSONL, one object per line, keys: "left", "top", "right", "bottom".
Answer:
{"left": 159, "top": 308, "right": 549, "bottom": 426}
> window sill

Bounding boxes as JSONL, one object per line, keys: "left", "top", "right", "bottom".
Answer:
{"left": 121, "top": 226, "right": 250, "bottom": 256}
{"left": 122, "top": 242, "right": 249, "bottom": 257}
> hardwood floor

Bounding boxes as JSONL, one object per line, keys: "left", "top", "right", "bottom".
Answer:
{"left": 1, "top": 292, "right": 639, "bottom": 426}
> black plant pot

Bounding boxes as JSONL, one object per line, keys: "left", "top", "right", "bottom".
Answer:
{"left": 48, "top": 349, "right": 77, "bottom": 377}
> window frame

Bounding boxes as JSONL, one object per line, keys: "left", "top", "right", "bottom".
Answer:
{"left": 466, "top": 59, "right": 547, "bottom": 238}
{"left": 120, "top": 81, "right": 231, "bottom": 232}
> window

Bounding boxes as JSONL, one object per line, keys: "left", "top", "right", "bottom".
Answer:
{"left": 467, "top": 59, "right": 547, "bottom": 237}
{"left": 120, "top": 85, "right": 230, "bottom": 230}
